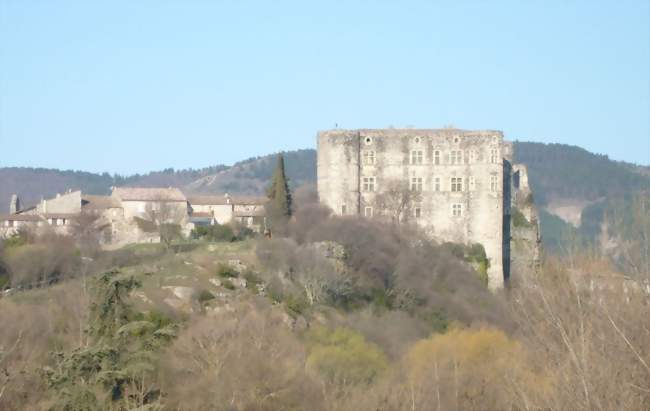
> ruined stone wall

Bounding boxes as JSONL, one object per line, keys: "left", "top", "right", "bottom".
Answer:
{"left": 37, "top": 191, "right": 82, "bottom": 214}
{"left": 318, "top": 129, "right": 508, "bottom": 289}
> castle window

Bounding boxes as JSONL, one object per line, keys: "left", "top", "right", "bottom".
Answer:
{"left": 364, "top": 206, "right": 373, "bottom": 217}
{"left": 414, "top": 136, "right": 421, "bottom": 144}
{"left": 363, "top": 177, "right": 376, "bottom": 192}
{"left": 410, "top": 177, "right": 423, "bottom": 192}
{"left": 434, "top": 151, "right": 441, "bottom": 165}
{"left": 364, "top": 137, "right": 373, "bottom": 145}
{"left": 452, "top": 203, "right": 463, "bottom": 217}
{"left": 469, "top": 176, "right": 476, "bottom": 191}
{"left": 469, "top": 150, "right": 476, "bottom": 163}
{"left": 490, "top": 149, "right": 498, "bottom": 164}
{"left": 490, "top": 175, "right": 498, "bottom": 192}
{"left": 453, "top": 136, "right": 460, "bottom": 143}
{"left": 450, "top": 150, "right": 463, "bottom": 164}
{"left": 414, "top": 207, "right": 422, "bottom": 218}
{"left": 341, "top": 205, "right": 347, "bottom": 215}
{"left": 363, "top": 150, "right": 375, "bottom": 165}
{"left": 434, "top": 177, "right": 441, "bottom": 192}
{"left": 451, "top": 177, "right": 463, "bottom": 192}
{"left": 410, "top": 150, "right": 423, "bottom": 165}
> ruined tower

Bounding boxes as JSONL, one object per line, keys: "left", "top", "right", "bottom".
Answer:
{"left": 9, "top": 194, "right": 20, "bottom": 214}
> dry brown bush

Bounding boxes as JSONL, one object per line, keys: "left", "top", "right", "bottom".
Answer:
{"left": 159, "top": 297, "right": 324, "bottom": 411}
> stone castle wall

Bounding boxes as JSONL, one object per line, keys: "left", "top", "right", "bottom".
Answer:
{"left": 318, "top": 128, "right": 516, "bottom": 289}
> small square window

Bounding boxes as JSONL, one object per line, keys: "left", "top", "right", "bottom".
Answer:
{"left": 451, "top": 177, "right": 463, "bottom": 192}
{"left": 434, "top": 151, "right": 441, "bottom": 165}
{"left": 490, "top": 175, "right": 498, "bottom": 192}
{"left": 363, "top": 177, "right": 376, "bottom": 192}
{"left": 410, "top": 177, "right": 423, "bottom": 192}
{"left": 452, "top": 203, "right": 463, "bottom": 217}
{"left": 450, "top": 150, "right": 463, "bottom": 164}
{"left": 410, "top": 150, "right": 423, "bottom": 165}
{"left": 490, "top": 149, "right": 498, "bottom": 164}
{"left": 364, "top": 206, "right": 373, "bottom": 217}
{"left": 434, "top": 177, "right": 441, "bottom": 192}
{"left": 363, "top": 150, "right": 375, "bottom": 165}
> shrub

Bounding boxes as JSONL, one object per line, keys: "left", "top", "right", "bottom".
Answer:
{"left": 512, "top": 207, "right": 532, "bottom": 228}
{"left": 285, "top": 293, "right": 309, "bottom": 316}
{"left": 216, "top": 263, "right": 239, "bottom": 278}
{"left": 196, "top": 289, "right": 215, "bottom": 304}
{"left": 243, "top": 270, "right": 262, "bottom": 293}
{"left": 191, "top": 224, "right": 236, "bottom": 242}
{"left": 221, "top": 279, "right": 235, "bottom": 290}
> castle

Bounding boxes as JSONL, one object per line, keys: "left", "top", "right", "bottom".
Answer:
{"left": 0, "top": 187, "right": 266, "bottom": 247}
{"left": 317, "top": 128, "right": 540, "bottom": 289}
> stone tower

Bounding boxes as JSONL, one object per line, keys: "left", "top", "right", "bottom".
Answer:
{"left": 9, "top": 194, "right": 20, "bottom": 214}
{"left": 317, "top": 128, "right": 539, "bottom": 290}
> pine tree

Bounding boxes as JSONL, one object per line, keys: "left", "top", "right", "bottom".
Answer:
{"left": 266, "top": 154, "right": 292, "bottom": 234}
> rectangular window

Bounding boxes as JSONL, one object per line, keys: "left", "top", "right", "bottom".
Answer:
{"left": 469, "top": 150, "right": 476, "bottom": 163}
{"left": 490, "top": 175, "right": 498, "bottom": 192}
{"left": 363, "top": 177, "right": 376, "bottom": 192}
{"left": 451, "top": 177, "right": 463, "bottom": 192}
{"left": 364, "top": 206, "right": 373, "bottom": 217}
{"left": 469, "top": 176, "right": 476, "bottom": 191}
{"left": 434, "top": 177, "right": 441, "bottom": 192}
{"left": 490, "top": 149, "right": 498, "bottom": 164}
{"left": 434, "top": 150, "right": 441, "bottom": 165}
{"left": 452, "top": 203, "right": 463, "bottom": 217}
{"left": 410, "top": 150, "right": 423, "bottom": 165}
{"left": 363, "top": 150, "right": 375, "bottom": 165}
{"left": 450, "top": 150, "right": 463, "bottom": 164}
{"left": 410, "top": 177, "right": 423, "bottom": 192}
{"left": 341, "top": 205, "right": 347, "bottom": 215}
{"left": 414, "top": 207, "right": 422, "bottom": 218}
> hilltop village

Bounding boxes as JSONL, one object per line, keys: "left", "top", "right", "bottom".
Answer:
{"left": 1, "top": 128, "right": 541, "bottom": 288}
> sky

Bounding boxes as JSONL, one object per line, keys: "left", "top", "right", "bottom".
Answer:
{"left": 1, "top": 1, "right": 649, "bottom": 174}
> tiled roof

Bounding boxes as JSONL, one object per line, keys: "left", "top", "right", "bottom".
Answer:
{"left": 234, "top": 209, "right": 266, "bottom": 217}
{"left": 190, "top": 212, "right": 214, "bottom": 218}
{"left": 0, "top": 214, "right": 42, "bottom": 222}
{"left": 82, "top": 195, "right": 121, "bottom": 210}
{"left": 188, "top": 195, "right": 267, "bottom": 206}
{"left": 112, "top": 187, "right": 187, "bottom": 202}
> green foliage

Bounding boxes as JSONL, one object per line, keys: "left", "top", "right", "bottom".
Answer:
{"left": 266, "top": 154, "right": 292, "bottom": 234}
{"left": 45, "top": 270, "right": 177, "bottom": 409}
{"left": 216, "top": 263, "right": 239, "bottom": 278}
{"left": 196, "top": 289, "right": 215, "bottom": 304}
{"left": 285, "top": 293, "right": 309, "bottom": 316}
{"left": 243, "top": 270, "right": 262, "bottom": 293}
{"left": 133, "top": 217, "right": 157, "bottom": 233}
{"left": 3, "top": 232, "right": 28, "bottom": 248}
{"left": 305, "top": 326, "right": 388, "bottom": 386}
{"left": 512, "top": 207, "right": 532, "bottom": 228}
{"left": 418, "top": 308, "right": 450, "bottom": 333}
{"left": 191, "top": 223, "right": 236, "bottom": 242}
{"left": 221, "top": 279, "right": 236, "bottom": 290}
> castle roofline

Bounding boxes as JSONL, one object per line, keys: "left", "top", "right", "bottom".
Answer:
{"left": 318, "top": 128, "right": 503, "bottom": 137}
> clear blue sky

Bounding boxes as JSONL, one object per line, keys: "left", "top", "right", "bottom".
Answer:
{"left": 1, "top": 1, "right": 648, "bottom": 174}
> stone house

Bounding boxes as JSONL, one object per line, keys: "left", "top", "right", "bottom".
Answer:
{"left": 317, "top": 128, "right": 540, "bottom": 290}
{"left": 187, "top": 194, "right": 267, "bottom": 231}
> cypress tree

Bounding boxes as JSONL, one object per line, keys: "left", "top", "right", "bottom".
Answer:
{"left": 266, "top": 154, "right": 292, "bottom": 233}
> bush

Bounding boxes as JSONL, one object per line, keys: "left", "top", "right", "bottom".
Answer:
{"left": 221, "top": 279, "right": 235, "bottom": 290}
{"left": 191, "top": 224, "right": 236, "bottom": 242}
{"left": 243, "top": 270, "right": 262, "bottom": 293}
{"left": 512, "top": 207, "right": 532, "bottom": 228}
{"left": 285, "top": 293, "right": 309, "bottom": 316}
{"left": 216, "top": 263, "right": 239, "bottom": 278}
{"left": 196, "top": 289, "right": 215, "bottom": 304}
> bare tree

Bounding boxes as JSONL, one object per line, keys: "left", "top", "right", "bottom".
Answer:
{"left": 143, "top": 202, "right": 184, "bottom": 247}
{"left": 374, "top": 179, "right": 422, "bottom": 224}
